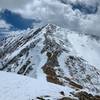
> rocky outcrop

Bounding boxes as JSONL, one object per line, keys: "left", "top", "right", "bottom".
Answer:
{"left": 65, "top": 56, "right": 100, "bottom": 93}
{"left": 75, "top": 91, "right": 100, "bottom": 100}
{"left": 59, "top": 97, "right": 77, "bottom": 100}
{"left": 42, "top": 51, "right": 63, "bottom": 85}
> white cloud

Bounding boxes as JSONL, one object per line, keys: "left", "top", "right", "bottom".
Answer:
{"left": 0, "top": 20, "right": 12, "bottom": 29}
{"left": 0, "top": 0, "right": 100, "bottom": 36}
{"left": 0, "top": 0, "right": 33, "bottom": 10}
{"left": 17, "top": 0, "right": 81, "bottom": 29}
{"left": 19, "top": 0, "right": 100, "bottom": 36}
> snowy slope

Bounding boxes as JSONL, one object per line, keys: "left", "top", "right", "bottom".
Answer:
{"left": 0, "top": 24, "right": 100, "bottom": 95}
{"left": 67, "top": 33, "right": 100, "bottom": 70}
{"left": 0, "top": 71, "right": 74, "bottom": 100}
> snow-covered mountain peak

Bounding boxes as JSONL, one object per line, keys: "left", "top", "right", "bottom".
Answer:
{"left": 0, "top": 24, "right": 100, "bottom": 95}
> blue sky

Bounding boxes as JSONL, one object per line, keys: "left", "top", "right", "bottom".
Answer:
{"left": 0, "top": 0, "right": 100, "bottom": 36}
{"left": 0, "top": 9, "right": 40, "bottom": 30}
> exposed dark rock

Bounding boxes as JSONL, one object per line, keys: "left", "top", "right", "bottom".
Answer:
{"left": 42, "top": 64, "right": 63, "bottom": 85}
{"left": 60, "top": 91, "right": 65, "bottom": 96}
{"left": 75, "top": 91, "right": 100, "bottom": 100}
{"left": 47, "top": 75, "right": 63, "bottom": 85}
{"left": 43, "top": 64, "right": 56, "bottom": 76}
{"left": 69, "top": 81, "right": 83, "bottom": 89}
{"left": 36, "top": 97, "right": 45, "bottom": 100}
{"left": 59, "top": 97, "right": 77, "bottom": 100}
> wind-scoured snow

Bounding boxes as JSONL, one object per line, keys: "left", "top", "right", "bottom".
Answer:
{"left": 67, "top": 33, "right": 100, "bottom": 70}
{"left": 0, "top": 71, "right": 74, "bottom": 100}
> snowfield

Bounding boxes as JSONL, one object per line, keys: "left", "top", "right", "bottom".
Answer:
{"left": 0, "top": 71, "right": 74, "bottom": 100}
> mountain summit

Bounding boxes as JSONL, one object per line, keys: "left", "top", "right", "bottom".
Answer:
{"left": 0, "top": 24, "right": 100, "bottom": 99}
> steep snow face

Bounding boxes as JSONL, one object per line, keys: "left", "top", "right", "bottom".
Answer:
{"left": 67, "top": 33, "right": 100, "bottom": 70}
{"left": 0, "top": 24, "right": 100, "bottom": 94}
{"left": 0, "top": 26, "right": 46, "bottom": 79}
{"left": 0, "top": 71, "right": 74, "bottom": 100}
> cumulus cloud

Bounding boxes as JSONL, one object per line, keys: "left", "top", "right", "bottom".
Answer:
{"left": 17, "top": 0, "right": 81, "bottom": 30}
{"left": 0, "top": 0, "right": 33, "bottom": 9}
{"left": 17, "top": 0, "right": 100, "bottom": 36}
{"left": 0, "top": 20, "right": 12, "bottom": 29}
{"left": 0, "top": 0, "right": 100, "bottom": 36}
